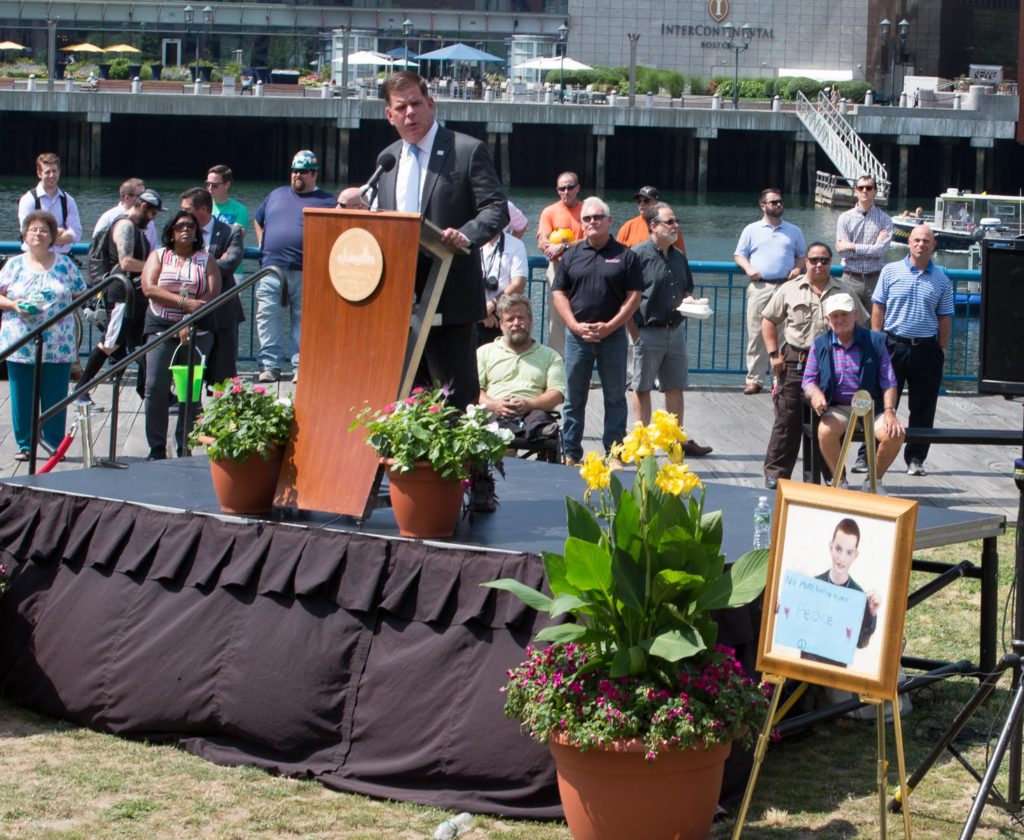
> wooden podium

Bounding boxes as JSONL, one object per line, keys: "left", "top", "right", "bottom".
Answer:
{"left": 274, "top": 208, "right": 455, "bottom": 518}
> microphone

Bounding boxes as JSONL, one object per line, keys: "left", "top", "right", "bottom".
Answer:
{"left": 361, "top": 151, "right": 397, "bottom": 208}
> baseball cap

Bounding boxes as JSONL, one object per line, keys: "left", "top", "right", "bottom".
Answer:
{"left": 824, "top": 293, "right": 856, "bottom": 316}
{"left": 291, "top": 150, "right": 319, "bottom": 171}
{"left": 138, "top": 188, "right": 163, "bottom": 210}
{"left": 635, "top": 186, "right": 660, "bottom": 201}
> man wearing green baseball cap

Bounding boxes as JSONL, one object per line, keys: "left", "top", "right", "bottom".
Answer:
{"left": 252, "top": 150, "right": 336, "bottom": 383}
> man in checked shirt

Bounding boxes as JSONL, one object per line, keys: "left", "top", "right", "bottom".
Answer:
{"left": 836, "top": 174, "right": 893, "bottom": 474}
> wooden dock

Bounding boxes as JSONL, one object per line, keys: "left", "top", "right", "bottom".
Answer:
{"left": 1, "top": 377, "right": 1020, "bottom": 524}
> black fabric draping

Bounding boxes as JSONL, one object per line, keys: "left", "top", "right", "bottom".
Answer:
{"left": 0, "top": 484, "right": 560, "bottom": 817}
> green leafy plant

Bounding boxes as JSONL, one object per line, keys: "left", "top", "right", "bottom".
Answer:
{"left": 349, "top": 386, "right": 514, "bottom": 482}
{"left": 486, "top": 411, "right": 769, "bottom": 757}
{"left": 188, "top": 378, "right": 294, "bottom": 462}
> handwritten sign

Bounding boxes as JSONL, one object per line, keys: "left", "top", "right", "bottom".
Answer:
{"left": 772, "top": 571, "right": 867, "bottom": 665}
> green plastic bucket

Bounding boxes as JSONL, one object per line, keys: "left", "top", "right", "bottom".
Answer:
{"left": 169, "top": 344, "right": 206, "bottom": 403}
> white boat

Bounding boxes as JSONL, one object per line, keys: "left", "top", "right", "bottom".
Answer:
{"left": 892, "top": 189, "right": 1024, "bottom": 252}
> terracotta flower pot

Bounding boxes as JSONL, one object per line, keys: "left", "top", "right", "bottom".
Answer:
{"left": 203, "top": 439, "right": 285, "bottom": 515}
{"left": 384, "top": 459, "right": 464, "bottom": 538}
{"left": 548, "top": 734, "right": 731, "bottom": 840}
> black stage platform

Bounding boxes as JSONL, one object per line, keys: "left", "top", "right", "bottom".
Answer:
{"left": 0, "top": 458, "right": 1007, "bottom": 817}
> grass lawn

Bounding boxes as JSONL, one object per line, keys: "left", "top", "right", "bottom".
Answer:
{"left": 0, "top": 531, "right": 1021, "bottom": 838}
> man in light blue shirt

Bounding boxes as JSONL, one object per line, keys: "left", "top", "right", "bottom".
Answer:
{"left": 872, "top": 224, "right": 953, "bottom": 476}
{"left": 734, "top": 188, "right": 806, "bottom": 394}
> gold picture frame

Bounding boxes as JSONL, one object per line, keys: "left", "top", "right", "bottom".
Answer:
{"left": 755, "top": 480, "right": 919, "bottom": 699}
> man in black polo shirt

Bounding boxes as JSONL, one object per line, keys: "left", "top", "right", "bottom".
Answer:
{"left": 627, "top": 201, "right": 712, "bottom": 455}
{"left": 552, "top": 196, "right": 644, "bottom": 466}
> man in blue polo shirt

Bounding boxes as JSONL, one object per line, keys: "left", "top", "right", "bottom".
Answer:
{"left": 871, "top": 224, "right": 953, "bottom": 476}
{"left": 552, "top": 196, "right": 643, "bottom": 465}
{"left": 803, "top": 293, "right": 905, "bottom": 491}
{"left": 734, "top": 187, "right": 807, "bottom": 394}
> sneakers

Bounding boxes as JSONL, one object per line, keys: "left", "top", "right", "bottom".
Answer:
{"left": 258, "top": 369, "right": 280, "bottom": 383}
{"left": 467, "top": 471, "right": 497, "bottom": 514}
{"left": 907, "top": 459, "right": 927, "bottom": 476}
{"left": 850, "top": 453, "right": 868, "bottom": 474}
{"left": 291, "top": 371, "right": 298, "bottom": 384}
{"left": 563, "top": 456, "right": 581, "bottom": 467}
{"left": 862, "top": 479, "right": 887, "bottom": 495}
{"left": 683, "top": 439, "right": 713, "bottom": 457}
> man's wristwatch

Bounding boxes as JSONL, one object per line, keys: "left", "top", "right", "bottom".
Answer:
{"left": 768, "top": 350, "right": 780, "bottom": 359}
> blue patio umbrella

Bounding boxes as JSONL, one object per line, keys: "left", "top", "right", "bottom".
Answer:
{"left": 416, "top": 43, "right": 503, "bottom": 63}
{"left": 386, "top": 47, "right": 419, "bottom": 60}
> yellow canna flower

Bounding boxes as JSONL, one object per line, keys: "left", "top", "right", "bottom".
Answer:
{"left": 579, "top": 451, "right": 611, "bottom": 499}
{"left": 655, "top": 462, "right": 703, "bottom": 497}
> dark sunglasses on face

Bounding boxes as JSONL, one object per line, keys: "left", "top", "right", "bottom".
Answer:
{"left": 656, "top": 218, "right": 679, "bottom": 226}
{"left": 205, "top": 181, "right": 223, "bottom": 189}
{"left": 557, "top": 184, "right": 578, "bottom": 192}
{"left": 581, "top": 214, "right": 607, "bottom": 223}
{"left": 763, "top": 200, "right": 783, "bottom": 206}
{"left": 807, "top": 256, "right": 831, "bottom": 265}
{"left": 855, "top": 184, "right": 876, "bottom": 191}
{"left": 174, "top": 222, "right": 196, "bottom": 231}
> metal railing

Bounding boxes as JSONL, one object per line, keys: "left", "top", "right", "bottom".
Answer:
{"left": 0, "top": 271, "right": 133, "bottom": 473}
{"left": 31, "top": 266, "right": 285, "bottom": 474}
{"left": 795, "top": 90, "right": 891, "bottom": 201}
{"left": 525, "top": 256, "right": 983, "bottom": 383}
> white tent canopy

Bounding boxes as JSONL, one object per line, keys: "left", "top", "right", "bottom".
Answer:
{"left": 333, "top": 50, "right": 392, "bottom": 66}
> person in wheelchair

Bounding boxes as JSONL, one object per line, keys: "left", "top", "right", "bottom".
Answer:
{"left": 477, "top": 293, "right": 565, "bottom": 449}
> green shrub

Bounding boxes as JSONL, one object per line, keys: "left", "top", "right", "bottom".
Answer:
{"left": 837, "top": 80, "right": 872, "bottom": 103}
{"left": 107, "top": 57, "right": 130, "bottom": 80}
{"left": 686, "top": 74, "right": 708, "bottom": 95}
{"left": 783, "top": 76, "right": 823, "bottom": 100}
{"left": 737, "top": 77, "right": 767, "bottom": 98}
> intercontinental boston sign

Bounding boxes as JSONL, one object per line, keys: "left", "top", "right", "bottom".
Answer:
{"left": 660, "top": 0, "right": 774, "bottom": 49}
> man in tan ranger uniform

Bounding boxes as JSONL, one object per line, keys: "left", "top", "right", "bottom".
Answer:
{"left": 760, "top": 241, "right": 867, "bottom": 489}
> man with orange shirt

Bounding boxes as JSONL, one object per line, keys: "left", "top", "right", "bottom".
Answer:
{"left": 537, "top": 171, "right": 584, "bottom": 355}
{"left": 616, "top": 186, "right": 685, "bottom": 251}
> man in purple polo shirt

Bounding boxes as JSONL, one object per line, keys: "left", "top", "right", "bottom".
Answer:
{"left": 803, "top": 293, "right": 905, "bottom": 491}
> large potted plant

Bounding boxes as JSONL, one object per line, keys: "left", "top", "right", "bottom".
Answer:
{"left": 350, "top": 386, "right": 514, "bottom": 538}
{"left": 188, "top": 378, "right": 295, "bottom": 515}
{"left": 486, "top": 411, "right": 770, "bottom": 840}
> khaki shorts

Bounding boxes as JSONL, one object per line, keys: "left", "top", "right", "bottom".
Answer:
{"left": 822, "top": 404, "right": 887, "bottom": 434}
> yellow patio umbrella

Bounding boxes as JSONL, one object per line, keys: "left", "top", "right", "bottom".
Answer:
{"left": 104, "top": 44, "right": 141, "bottom": 54}
{"left": 61, "top": 43, "right": 105, "bottom": 54}
{"left": 0, "top": 40, "right": 27, "bottom": 51}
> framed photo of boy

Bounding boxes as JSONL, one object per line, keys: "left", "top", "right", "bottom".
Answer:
{"left": 755, "top": 480, "right": 919, "bottom": 699}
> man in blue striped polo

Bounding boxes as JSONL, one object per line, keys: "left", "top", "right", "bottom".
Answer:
{"left": 871, "top": 225, "right": 953, "bottom": 476}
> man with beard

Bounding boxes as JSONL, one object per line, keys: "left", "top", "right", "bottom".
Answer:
{"left": 734, "top": 188, "right": 806, "bottom": 394}
{"left": 477, "top": 293, "right": 565, "bottom": 442}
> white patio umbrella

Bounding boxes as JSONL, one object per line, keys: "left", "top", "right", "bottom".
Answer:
{"left": 513, "top": 56, "right": 593, "bottom": 72}
{"left": 332, "top": 50, "right": 392, "bottom": 66}
{"left": 0, "top": 40, "right": 27, "bottom": 51}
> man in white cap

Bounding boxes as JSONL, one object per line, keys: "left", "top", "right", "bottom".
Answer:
{"left": 801, "top": 292, "right": 904, "bottom": 491}
{"left": 252, "top": 150, "right": 336, "bottom": 383}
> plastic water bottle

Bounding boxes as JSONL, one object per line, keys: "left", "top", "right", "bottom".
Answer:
{"left": 753, "top": 495, "right": 772, "bottom": 550}
{"left": 434, "top": 812, "right": 474, "bottom": 839}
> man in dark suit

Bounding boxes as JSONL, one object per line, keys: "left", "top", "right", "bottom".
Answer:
{"left": 180, "top": 187, "right": 245, "bottom": 385}
{"left": 374, "top": 71, "right": 509, "bottom": 413}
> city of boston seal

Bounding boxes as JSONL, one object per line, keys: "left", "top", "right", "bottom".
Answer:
{"left": 328, "top": 228, "right": 384, "bottom": 302}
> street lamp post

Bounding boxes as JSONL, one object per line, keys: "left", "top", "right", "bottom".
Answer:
{"left": 556, "top": 22, "right": 567, "bottom": 103}
{"left": 722, "top": 22, "right": 753, "bottom": 110}
{"left": 402, "top": 18, "right": 413, "bottom": 66}
{"left": 183, "top": 4, "right": 215, "bottom": 80}
{"left": 627, "top": 33, "right": 640, "bottom": 108}
{"left": 879, "top": 18, "right": 910, "bottom": 105}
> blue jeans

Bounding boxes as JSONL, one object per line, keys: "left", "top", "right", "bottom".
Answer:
{"left": 8, "top": 361, "right": 72, "bottom": 453}
{"left": 562, "top": 327, "right": 628, "bottom": 461}
{"left": 256, "top": 267, "right": 302, "bottom": 373}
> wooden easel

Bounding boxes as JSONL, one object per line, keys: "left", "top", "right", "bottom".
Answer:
{"left": 273, "top": 209, "right": 455, "bottom": 518}
{"left": 736, "top": 393, "right": 913, "bottom": 838}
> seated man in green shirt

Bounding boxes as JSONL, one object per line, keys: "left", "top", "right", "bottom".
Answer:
{"left": 477, "top": 292, "right": 565, "bottom": 441}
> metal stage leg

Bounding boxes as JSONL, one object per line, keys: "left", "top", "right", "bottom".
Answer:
{"left": 95, "top": 370, "right": 128, "bottom": 469}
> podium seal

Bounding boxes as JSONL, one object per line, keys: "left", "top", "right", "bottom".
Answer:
{"left": 328, "top": 228, "right": 384, "bottom": 302}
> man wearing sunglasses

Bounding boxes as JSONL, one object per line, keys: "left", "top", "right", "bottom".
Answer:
{"left": 836, "top": 174, "right": 893, "bottom": 475}
{"left": 734, "top": 188, "right": 806, "bottom": 395}
{"left": 616, "top": 185, "right": 685, "bottom": 251}
{"left": 761, "top": 242, "right": 867, "bottom": 489}
{"left": 552, "top": 197, "right": 643, "bottom": 466}
{"left": 537, "top": 172, "right": 585, "bottom": 356}
{"left": 93, "top": 178, "right": 158, "bottom": 251}
{"left": 206, "top": 165, "right": 249, "bottom": 232}
{"left": 626, "top": 201, "right": 711, "bottom": 456}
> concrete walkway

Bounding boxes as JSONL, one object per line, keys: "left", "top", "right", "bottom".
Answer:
{"left": 1, "top": 376, "right": 1020, "bottom": 523}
